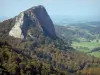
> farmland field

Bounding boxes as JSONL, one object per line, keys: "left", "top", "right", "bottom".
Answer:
{"left": 72, "top": 42, "right": 100, "bottom": 57}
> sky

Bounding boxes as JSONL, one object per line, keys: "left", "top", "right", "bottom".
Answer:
{"left": 0, "top": 0, "right": 100, "bottom": 22}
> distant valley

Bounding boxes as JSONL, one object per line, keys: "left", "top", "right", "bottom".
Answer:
{"left": 55, "top": 21, "right": 100, "bottom": 57}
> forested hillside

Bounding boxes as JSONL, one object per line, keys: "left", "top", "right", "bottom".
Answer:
{"left": 0, "top": 5, "right": 100, "bottom": 75}
{"left": 0, "top": 17, "right": 100, "bottom": 75}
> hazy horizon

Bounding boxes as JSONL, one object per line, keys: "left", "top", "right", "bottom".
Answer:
{"left": 0, "top": 0, "right": 100, "bottom": 22}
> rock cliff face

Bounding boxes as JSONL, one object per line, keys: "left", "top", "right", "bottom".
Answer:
{"left": 9, "top": 5, "right": 56, "bottom": 39}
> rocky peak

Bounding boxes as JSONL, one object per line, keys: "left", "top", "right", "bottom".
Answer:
{"left": 9, "top": 5, "right": 56, "bottom": 39}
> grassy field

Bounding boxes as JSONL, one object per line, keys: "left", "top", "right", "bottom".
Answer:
{"left": 89, "top": 51, "right": 100, "bottom": 58}
{"left": 72, "top": 42, "right": 100, "bottom": 57}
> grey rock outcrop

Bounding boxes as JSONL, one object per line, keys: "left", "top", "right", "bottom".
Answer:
{"left": 9, "top": 5, "right": 56, "bottom": 39}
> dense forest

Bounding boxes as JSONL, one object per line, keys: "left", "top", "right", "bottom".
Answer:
{"left": 0, "top": 18, "right": 100, "bottom": 75}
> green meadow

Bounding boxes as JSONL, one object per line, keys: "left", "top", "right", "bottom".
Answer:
{"left": 72, "top": 42, "right": 100, "bottom": 57}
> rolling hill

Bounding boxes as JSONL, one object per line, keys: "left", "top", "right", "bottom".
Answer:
{"left": 55, "top": 22, "right": 100, "bottom": 58}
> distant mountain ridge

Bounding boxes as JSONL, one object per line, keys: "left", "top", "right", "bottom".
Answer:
{"left": 51, "top": 15, "right": 100, "bottom": 25}
{"left": 55, "top": 21, "right": 100, "bottom": 42}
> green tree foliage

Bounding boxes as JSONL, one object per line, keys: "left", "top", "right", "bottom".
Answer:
{"left": 0, "top": 19, "right": 100, "bottom": 75}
